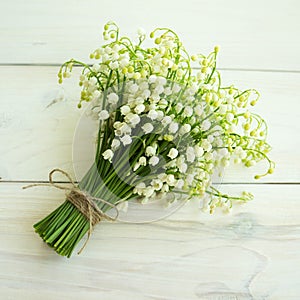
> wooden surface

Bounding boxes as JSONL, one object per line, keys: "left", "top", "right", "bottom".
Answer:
{"left": 1, "top": 1, "right": 300, "bottom": 299}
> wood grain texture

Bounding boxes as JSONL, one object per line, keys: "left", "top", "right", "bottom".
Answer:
{"left": 1, "top": 183, "right": 299, "bottom": 299}
{"left": 0, "top": 66, "right": 299, "bottom": 183}
{"left": 1, "top": 1, "right": 300, "bottom": 299}
{"left": 0, "top": 0, "right": 300, "bottom": 70}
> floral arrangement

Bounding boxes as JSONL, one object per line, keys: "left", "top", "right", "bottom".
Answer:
{"left": 32, "top": 22, "right": 274, "bottom": 257}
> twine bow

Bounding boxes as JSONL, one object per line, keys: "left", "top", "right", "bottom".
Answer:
{"left": 23, "top": 168, "right": 119, "bottom": 254}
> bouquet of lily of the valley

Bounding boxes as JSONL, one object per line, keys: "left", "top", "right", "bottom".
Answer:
{"left": 32, "top": 22, "right": 274, "bottom": 257}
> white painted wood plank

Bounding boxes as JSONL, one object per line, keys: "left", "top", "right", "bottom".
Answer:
{"left": 0, "top": 0, "right": 299, "bottom": 70}
{"left": 1, "top": 183, "right": 300, "bottom": 299}
{"left": 1, "top": 66, "right": 299, "bottom": 183}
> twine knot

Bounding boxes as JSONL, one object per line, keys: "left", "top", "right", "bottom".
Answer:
{"left": 23, "top": 168, "right": 119, "bottom": 253}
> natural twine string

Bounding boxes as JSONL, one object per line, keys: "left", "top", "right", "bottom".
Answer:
{"left": 23, "top": 168, "right": 119, "bottom": 254}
